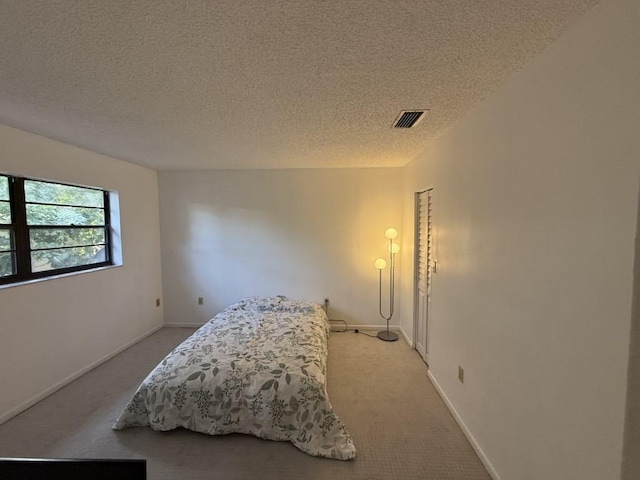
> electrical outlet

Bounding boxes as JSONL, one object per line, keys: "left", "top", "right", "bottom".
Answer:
{"left": 198, "top": 297, "right": 204, "bottom": 305}
{"left": 155, "top": 298, "right": 161, "bottom": 307}
{"left": 458, "top": 366, "right": 464, "bottom": 384}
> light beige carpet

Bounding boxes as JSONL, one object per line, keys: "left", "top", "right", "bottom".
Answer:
{"left": 0, "top": 328, "right": 490, "bottom": 479}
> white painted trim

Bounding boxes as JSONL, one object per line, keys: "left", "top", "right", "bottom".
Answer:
{"left": 0, "top": 324, "right": 162, "bottom": 426}
{"left": 164, "top": 322, "right": 204, "bottom": 328}
{"left": 165, "top": 322, "right": 412, "bottom": 348}
{"left": 413, "top": 188, "right": 433, "bottom": 361}
{"left": 397, "top": 326, "right": 412, "bottom": 346}
{"left": 0, "top": 264, "right": 122, "bottom": 291}
{"left": 427, "top": 371, "right": 501, "bottom": 480}
{"left": 165, "top": 322, "right": 411, "bottom": 345}
{"left": 330, "top": 323, "right": 382, "bottom": 331}
{"left": 329, "top": 324, "right": 412, "bottom": 347}
{"left": 412, "top": 190, "right": 421, "bottom": 349}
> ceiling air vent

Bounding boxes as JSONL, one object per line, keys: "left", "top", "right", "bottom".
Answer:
{"left": 393, "top": 110, "right": 428, "bottom": 128}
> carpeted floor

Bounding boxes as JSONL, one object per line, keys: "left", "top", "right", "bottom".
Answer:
{"left": 0, "top": 328, "right": 490, "bottom": 479}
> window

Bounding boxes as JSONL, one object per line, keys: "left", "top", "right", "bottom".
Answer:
{"left": 0, "top": 174, "right": 112, "bottom": 285}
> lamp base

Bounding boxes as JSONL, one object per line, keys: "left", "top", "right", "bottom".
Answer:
{"left": 377, "top": 330, "right": 398, "bottom": 342}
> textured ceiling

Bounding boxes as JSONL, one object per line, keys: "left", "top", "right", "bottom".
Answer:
{"left": 0, "top": 0, "right": 598, "bottom": 170}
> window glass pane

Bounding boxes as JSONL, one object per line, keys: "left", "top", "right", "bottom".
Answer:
{"left": 0, "top": 229, "right": 12, "bottom": 251}
{"left": 31, "top": 246, "right": 106, "bottom": 272}
{"left": 0, "top": 201, "right": 10, "bottom": 224}
{"left": 0, "top": 176, "right": 8, "bottom": 201}
{"left": 26, "top": 204, "right": 104, "bottom": 226}
{"left": 30, "top": 227, "right": 105, "bottom": 249}
{"left": 24, "top": 180, "right": 103, "bottom": 208}
{"left": 0, "top": 252, "right": 15, "bottom": 277}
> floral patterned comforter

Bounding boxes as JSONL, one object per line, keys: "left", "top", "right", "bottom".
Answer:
{"left": 113, "top": 296, "right": 356, "bottom": 460}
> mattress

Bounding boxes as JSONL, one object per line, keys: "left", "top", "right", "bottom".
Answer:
{"left": 113, "top": 296, "right": 356, "bottom": 460}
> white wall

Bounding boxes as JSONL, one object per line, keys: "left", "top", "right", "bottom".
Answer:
{"left": 159, "top": 168, "right": 403, "bottom": 328}
{"left": 399, "top": 0, "right": 640, "bottom": 478}
{"left": 0, "top": 124, "right": 163, "bottom": 422}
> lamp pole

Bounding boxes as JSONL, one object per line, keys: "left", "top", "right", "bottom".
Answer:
{"left": 377, "top": 229, "right": 399, "bottom": 342}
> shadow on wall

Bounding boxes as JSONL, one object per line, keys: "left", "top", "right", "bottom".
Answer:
{"left": 160, "top": 169, "right": 403, "bottom": 324}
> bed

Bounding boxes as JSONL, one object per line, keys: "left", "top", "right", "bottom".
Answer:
{"left": 113, "top": 296, "right": 356, "bottom": 460}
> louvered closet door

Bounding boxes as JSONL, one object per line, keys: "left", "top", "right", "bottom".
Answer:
{"left": 415, "top": 189, "right": 432, "bottom": 363}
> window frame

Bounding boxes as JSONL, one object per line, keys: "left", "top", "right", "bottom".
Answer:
{"left": 0, "top": 174, "right": 113, "bottom": 286}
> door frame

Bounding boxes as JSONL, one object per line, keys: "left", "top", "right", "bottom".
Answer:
{"left": 413, "top": 187, "right": 433, "bottom": 364}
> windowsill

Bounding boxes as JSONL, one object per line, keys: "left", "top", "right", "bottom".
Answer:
{"left": 0, "top": 263, "right": 123, "bottom": 291}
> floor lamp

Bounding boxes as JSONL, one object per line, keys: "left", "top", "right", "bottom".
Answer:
{"left": 374, "top": 227, "right": 399, "bottom": 342}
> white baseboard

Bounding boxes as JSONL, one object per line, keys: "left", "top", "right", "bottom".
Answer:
{"left": 329, "top": 323, "right": 411, "bottom": 347}
{"left": 396, "top": 326, "right": 411, "bottom": 346}
{"left": 164, "top": 322, "right": 204, "bottom": 328}
{"left": 0, "top": 324, "right": 163, "bottom": 426}
{"left": 164, "top": 323, "right": 412, "bottom": 347}
{"left": 165, "top": 321, "right": 414, "bottom": 345}
{"left": 427, "top": 371, "right": 501, "bottom": 480}
{"left": 164, "top": 323, "right": 413, "bottom": 353}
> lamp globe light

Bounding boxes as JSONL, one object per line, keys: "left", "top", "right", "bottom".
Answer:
{"left": 384, "top": 227, "right": 398, "bottom": 239}
{"left": 374, "top": 258, "right": 387, "bottom": 270}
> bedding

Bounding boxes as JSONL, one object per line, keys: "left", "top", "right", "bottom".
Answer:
{"left": 113, "top": 296, "right": 356, "bottom": 460}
